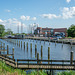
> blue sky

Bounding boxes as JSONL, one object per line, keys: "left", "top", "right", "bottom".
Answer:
{"left": 0, "top": 0, "right": 75, "bottom": 33}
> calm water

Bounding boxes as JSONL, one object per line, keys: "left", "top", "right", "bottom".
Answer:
{"left": 0, "top": 39, "right": 75, "bottom": 60}
{"left": 0, "top": 39, "right": 75, "bottom": 74}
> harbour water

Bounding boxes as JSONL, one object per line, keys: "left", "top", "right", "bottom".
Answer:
{"left": 0, "top": 39, "right": 75, "bottom": 74}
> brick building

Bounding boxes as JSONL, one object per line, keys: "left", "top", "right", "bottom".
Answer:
{"left": 53, "top": 28, "right": 67, "bottom": 37}
{"left": 34, "top": 27, "right": 67, "bottom": 37}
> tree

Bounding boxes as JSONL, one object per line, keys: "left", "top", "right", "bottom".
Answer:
{"left": 67, "top": 24, "right": 75, "bottom": 37}
{"left": 0, "top": 24, "right": 5, "bottom": 37}
{"left": 6, "top": 28, "right": 13, "bottom": 35}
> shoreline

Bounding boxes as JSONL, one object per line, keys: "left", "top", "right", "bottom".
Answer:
{"left": 0, "top": 37, "right": 75, "bottom": 45}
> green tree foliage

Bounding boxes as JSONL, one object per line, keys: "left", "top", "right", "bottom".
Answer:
{"left": 67, "top": 24, "right": 75, "bottom": 37}
{"left": 2, "top": 28, "right": 13, "bottom": 37}
{"left": 0, "top": 24, "right": 5, "bottom": 37}
{"left": 6, "top": 28, "right": 13, "bottom": 35}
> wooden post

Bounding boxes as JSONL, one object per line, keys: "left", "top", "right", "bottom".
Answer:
{"left": 12, "top": 47, "right": 14, "bottom": 59}
{"left": 1, "top": 42, "right": 2, "bottom": 50}
{"left": 27, "top": 42, "right": 28, "bottom": 52}
{"left": 30, "top": 43, "right": 32, "bottom": 58}
{"left": 55, "top": 41, "right": 56, "bottom": 46}
{"left": 49, "top": 38, "right": 50, "bottom": 45}
{"left": 37, "top": 53, "right": 39, "bottom": 64}
{"left": 3, "top": 43, "right": 5, "bottom": 50}
{"left": 19, "top": 41, "right": 20, "bottom": 47}
{"left": 24, "top": 42, "right": 25, "bottom": 50}
{"left": 48, "top": 47, "right": 50, "bottom": 64}
{"left": 21, "top": 41, "right": 22, "bottom": 48}
{"left": 41, "top": 45, "right": 43, "bottom": 60}
{"left": 37, "top": 53, "right": 39, "bottom": 75}
{"left": 35, "top": 44, "right": 37, "bottom": 58}
{"left": 71, "top": 42, "right": 72, "bottom": 50}
{"left": 70, "top": 51, "right": 73, "bottom": 65}
{"left": 7, "top": 45, "right": 9, "bottom": 54}
{"left": 44, "top": 39, "right": 45, "bottom": 44}
{"left": 62, "top": 41, "right": 63, "bottom": 47}
{"left": 17, "top": 40, "right": 18, "bottom": 46}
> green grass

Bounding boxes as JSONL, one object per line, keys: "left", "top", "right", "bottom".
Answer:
{"left": 1, "top": 60, "right": 75, "bottom": 75}
{"left": 57, "top": 71, "right": 75, "bottom": 75}
{"left": 0, "top": 61, "right": 47, "bottom": 75}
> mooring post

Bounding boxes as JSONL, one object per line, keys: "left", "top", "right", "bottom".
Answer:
{"left": 19, "top": 41, "right": 20, "bottom": 47}
{"left": 55, "top": 41, "right": 56, "bottom": 46}
{"left": 12, "top": 47, "right": 14, "bottom": 59}
{"left": 62, "top": 41, "right": 63, "bottom": 47}
{"left": 7, "top": 45, "right": 9, "bottom": 54}
{"left": 17, "top": 40, "right": 18, "bottom": 46}
{"left": 37, "top": 53, "right": 39, "bottom": 75}
{"left": 41, "top": 45, "right": 43, "bottom": 60}
{"left": 35, "top": 44, "right": 37, "bottom": 58}
{"left": 21, "top": 41, "right": 22, "bottom": 48}
{"left": 70, "top": 51, "right": 73, "bottom": 65}
{"left": 27, "top": 42, "right": 28, "bottom": 52}
{"left": 40, "top": 39, "right": 41, "bottom": 43}
{"left": 44, "top": 39, "right": 45, "bottom": 44}
{"left": 48, "top": 47, "right": 50, "bottom": 64}
{"left": 37, "top": 53, "right": 39, "bottom": 64}
{"left": 3, "top": 43, "right": 5, "bottom": 50}
{"left": 71, "top": 42, "right": 72, "bottom": 50}
{"left": 24, "top": 42, "right": 25, "bottom": 50}
{"left": 30, "top": 43, "right": 32, "bottom": 58}
{"left": 1, "top": 42, "right": 2, "bottom": 50}
{"left": 49, "top": 38, "right": 50, "bottom": 45}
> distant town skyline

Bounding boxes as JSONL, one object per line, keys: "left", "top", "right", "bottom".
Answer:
{"left": 0, "top": 0, "right": 75, "bottom": 33}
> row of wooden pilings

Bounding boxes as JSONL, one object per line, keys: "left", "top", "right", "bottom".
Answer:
{"left": 2, "top": 39, "right": 74, "bottom": 65}
{"left": 5, "top": 39, "right": 73, "bottom": 50}
{"left": 0, "top": 41, "right": 14, "bottom": 59}
{"left": 2, "top": 39, "right": 51, "bottom": 61}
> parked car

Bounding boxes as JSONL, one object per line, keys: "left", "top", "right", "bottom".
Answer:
{"left": 56, "top": 36, "right": 62, "bottom": 40}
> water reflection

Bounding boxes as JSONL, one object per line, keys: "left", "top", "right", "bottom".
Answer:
{"left": 0, "top": 39, "right": 75, "bottom": 60}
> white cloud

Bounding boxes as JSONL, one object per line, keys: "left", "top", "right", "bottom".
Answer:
{"left": 62, "top": 7, "right": 75, "bottom": 19}
{"left": 41, "top": 14, "right": 61, "bottom": 19}
{"left": 66, "top": 0, "right": 71, "bottom": 3}
{"left": 20, "top": 15, "right": 30, "bottom": 20}
{"left": 41, "top": 7, "right": 75, "bottom": 19}
{"left": 31, "top": 17, "right": 36, "bottom": 20}
{"left": 20, "top": 15, "right": 36, "bottom": 21}
{"left": 26, "top": 16, "right": 30, "bottom": 20}
{"left": 0, "top": 19, "right": 3, "bottom": 22}
{"left": 5, "top": 9, "right": 11, "bottom": 12}
{"left": 20, "top": 15, "right": 26, "bottom": 20}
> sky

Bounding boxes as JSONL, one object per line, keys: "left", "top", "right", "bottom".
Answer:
{"left": 0, "top": 0, "right": 75, "bottom": 33}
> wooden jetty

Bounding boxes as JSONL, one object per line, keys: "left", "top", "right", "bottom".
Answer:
{"left": 0, "top": 54, "right": 75, "bottom": 70}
